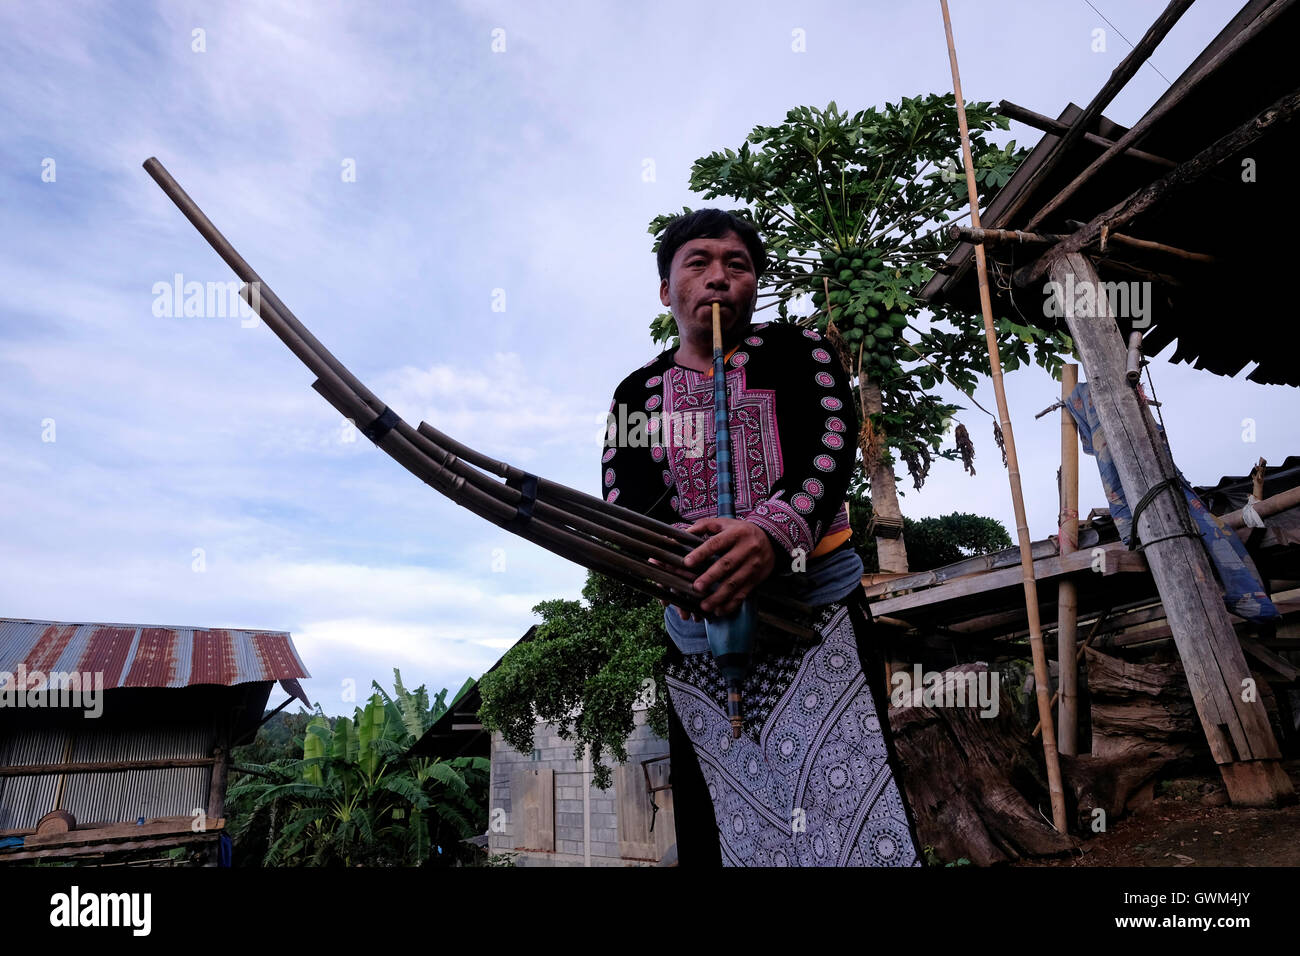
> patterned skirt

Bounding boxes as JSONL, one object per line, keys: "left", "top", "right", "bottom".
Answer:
{"left": 663, "top": 599, "right": 921, "bottom": 867}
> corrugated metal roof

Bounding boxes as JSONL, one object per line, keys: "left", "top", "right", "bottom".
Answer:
{"left": 1194, "top": 455, "right": 1300, "bottom": 515}
{"left": 0, "top": 619, "right": 310, "bottom": 701}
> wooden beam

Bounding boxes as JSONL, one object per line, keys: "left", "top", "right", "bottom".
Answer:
{"left": 953, "top": 224, "right": 1214, "bottom": 265}
{"left": 0, "top": 832, "right": 220, "bottom": 863}
{"left": 863, "top": 532, "right": 1099, "bottom": 598}
{"left": 22, "top": 816, "right": 225, "bottom": 848}
{"left": 1105, "top": 588, "right": 1300, "bottom": 647}
{"left": 0, "top": 757, "right": 217, "bottom": 777}
{"left": 1089, "top": 256, "right": 1183, "bottom": 287}
{"left": 870, "top": 542, "right": 1146, "bottom": 617}
{"left": 996, "top": 99, "right": 1177, "bottom": 168}
{"left": 1025, "top": 0, "right": 1296, "bottom": 231}
{"left": 1020, "top": 81, "right": 1300, "bottom": 286}
{"left": 993, "top": 0, "right": 1196, "bottom": 229}
{"left": 1096, "top": 229, "right": 1216, "bottom": 265}
{"left": 1048, "top": 252, "right": 1291, "bottom": 807}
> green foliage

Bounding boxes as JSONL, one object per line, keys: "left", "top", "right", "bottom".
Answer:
{"left": 649, "top": 96, "right": 1073, "bottom": 491}
{"left": 477, "top": 571, "right": 669, "bottom": 791}
{"left": 225, "top": 670, "right": 489, "bottom": 867}
{"left": 922, "top": 844, "right": 971, "bottom": 867}
{"left": 231, "top": 709, "right": 316, "bottom": 766}
{"left": 848, "top": 489, "right": 1011, "bottom": 573}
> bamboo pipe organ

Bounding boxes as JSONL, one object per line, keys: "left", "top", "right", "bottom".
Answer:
{"left": 141, "top": 158, "right": 813, "bottom": 696}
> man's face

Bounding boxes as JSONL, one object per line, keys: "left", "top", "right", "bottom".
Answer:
{"left": 659, "top": 231, "right": 758, "bottom": 342}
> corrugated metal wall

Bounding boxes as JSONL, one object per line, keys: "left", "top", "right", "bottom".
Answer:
{"left": 0, "top": 720, "right": 218, "bottom": 830}
{"left": 0, "top": 727, "right": 62, "bottom": 830}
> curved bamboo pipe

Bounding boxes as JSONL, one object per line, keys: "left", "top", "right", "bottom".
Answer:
{"left": 145, "top": 156, "right": 821, "bottom": 640}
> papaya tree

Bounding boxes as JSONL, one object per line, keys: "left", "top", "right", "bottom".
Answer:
{"left": 650, "top": 96, "right": 1072, "bottom": 571}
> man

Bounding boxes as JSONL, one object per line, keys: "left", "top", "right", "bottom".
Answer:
{"left": 601, "top": 209, "right": 922, "bottom": 867}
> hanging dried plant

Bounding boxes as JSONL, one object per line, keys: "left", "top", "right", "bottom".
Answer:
{"left": 994, "top": 421, "right": 1007, "bottom": 467}
{"left": 955, "top": 422, "right": 976, "bottom": 476}
{"left": 902, "top": 443, "right": 931, "bottom": 490}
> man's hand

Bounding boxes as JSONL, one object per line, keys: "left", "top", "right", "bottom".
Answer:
{"left": 682, "top": 517, "right": 776, "bottom": 617}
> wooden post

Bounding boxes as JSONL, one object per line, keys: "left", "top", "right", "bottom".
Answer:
{"left": 1057, "top": 364, "right": 1079, "bottom": 756}
{"left": 206, "top": 746, "right": 228, "bottom": 823}
{"left": 1048, "top": 252, "right": 1293, "bottom": 806}
{"left": 941, "top": 0, "right": 1068, "bottom": 834}
{"left": 1251, "top": 457, "right": 1267, "bottom": 502}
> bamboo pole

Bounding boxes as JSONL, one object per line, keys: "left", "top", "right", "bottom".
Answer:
{"left": 1221, "top": 482, "right": 1300, "bottom": 529}
{"left": 1033, "top": 604, "right": 1112, "bottom": 738}
{"left": 940, "top": 0, "right": 1068, "bottom": 833}
{"left": 1057, "top": 364, "right": 1079, "bottom": 756}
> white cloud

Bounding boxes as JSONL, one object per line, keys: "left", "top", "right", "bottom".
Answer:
{"left": 1, "top": 0, "right": 1293, "bottom": 722}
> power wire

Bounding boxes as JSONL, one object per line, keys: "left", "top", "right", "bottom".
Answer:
{"left": 1082, "top": 0, "right": 1173, "bottom": 85}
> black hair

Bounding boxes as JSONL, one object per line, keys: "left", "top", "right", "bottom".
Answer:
{"left": 656, "top": 209, "right": 766, "bottom": 282}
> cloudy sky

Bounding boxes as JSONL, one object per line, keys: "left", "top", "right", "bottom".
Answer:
{"left": 1, "top": 0, "right": 1288, "bottom": 718}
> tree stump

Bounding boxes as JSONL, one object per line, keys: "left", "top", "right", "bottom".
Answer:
{"left": 888, "top": 663, "right": 1074, "bottom": 865}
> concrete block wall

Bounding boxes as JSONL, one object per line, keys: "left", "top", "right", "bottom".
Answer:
{"left": 487, "top": 708, "right": 669, "bottom": 866}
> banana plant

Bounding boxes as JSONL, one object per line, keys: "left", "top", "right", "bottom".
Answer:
{"left": 226, "top": 671, "right": 489, "bottom": 866}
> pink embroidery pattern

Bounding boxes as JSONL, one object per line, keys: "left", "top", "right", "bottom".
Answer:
{"left": 747, "top": 496, "right": 815, "bottom": 556}
{"left": 662, "top": 366, "right": 781, "bottom": 521}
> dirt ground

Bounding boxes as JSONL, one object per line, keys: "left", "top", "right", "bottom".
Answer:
{"left": 1014, "top": 759, "right": 1300, "bottom": 867}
